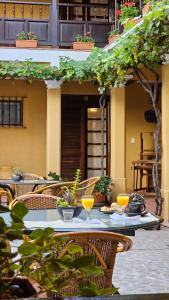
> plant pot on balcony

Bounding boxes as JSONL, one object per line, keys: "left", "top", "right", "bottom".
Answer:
{"left": 108, "top": 35, "right": 119, "bottom": 44}
{"left": 142, "top": 3, "right": 150, "bottom": 15}
{"left": 16, "top": 40, "right": 38, "bottom": 48}
{"left": 124, "top": 17, "right": 142, "bottom": 31}
{"left": 73, "top": 41, "right": 95, "bottom": 50}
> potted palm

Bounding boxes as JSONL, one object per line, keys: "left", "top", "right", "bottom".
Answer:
{"left": 57, "top": 168, "right": 83, "bottom": 218}
{"left": 0, "top": 202, "right": 116, "bottom": 299}
{"left": 73, "top": 32, "right": 95, "bottom": 50}
{"left": 16, "top": 31, "right": 38, "bottom": 48}
{"left": 107, "top": 29, "right": 120, "bottom": 44}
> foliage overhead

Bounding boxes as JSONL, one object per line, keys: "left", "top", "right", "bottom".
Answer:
{"left": 0, "top": 0, "right": 168, "bottom": 88}
{"left": 0, "top": 59, "right": 61, "bottom": 81}
{"left": 60, "top": 0, "right": 169, "bottom": 93}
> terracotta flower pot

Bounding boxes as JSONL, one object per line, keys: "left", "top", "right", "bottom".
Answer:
{"left": 16, "top": 40, "right": 38, "bottom": 48}
{"left": 94, "top": 192, "right": 106, "bottom": 205}
{"left": 142, "top": 3, "right": 150, "bottom": 15}
{"left": 108, "top": 35, "right": 119, "bottom": 44}
{"left": 73, "top": 42, "right": 95, "bottom": 50}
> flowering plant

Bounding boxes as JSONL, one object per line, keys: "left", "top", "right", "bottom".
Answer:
{"left": 75, "top": 32, "right": 95, "bottom": 43}
{"left": 118, "top": 2, "right": 139, "bottom": 24}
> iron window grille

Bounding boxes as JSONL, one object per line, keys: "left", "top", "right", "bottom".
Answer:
{"left": 0, "top": 97, "right": 23, "bottom": 127}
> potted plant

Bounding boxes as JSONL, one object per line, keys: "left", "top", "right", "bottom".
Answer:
{"left": 12, "top": 167, "right": 23, "bottom": 181}
{"left": 57, "top": 168, "right": 83, "bottom": 217}
{"left": 73, "top": 32, "right": 95, "bottom": 50}
{"left": 94, "top": 176, "right": 113, "bottom": 204}
{"left": 118, "top": 1, "right": 140, "bottom": 29}
{"left": 142, "top": 0, "right": 152, "bottom": 15}
{"left": 16, "top": 31, "right": 38, "bottom": 48}
{"left": 107, "top": 29, "right": 120, "bottom": 44}
{"left": 0, "top": 203, "right": 116, "bottom": 299}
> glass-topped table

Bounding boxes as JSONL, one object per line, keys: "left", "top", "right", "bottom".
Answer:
{"left": 1, "top": 208, "right": 161, "bottom": 236}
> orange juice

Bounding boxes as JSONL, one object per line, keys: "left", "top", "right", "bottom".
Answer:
{"left": 82, "top": 198, "right": 94, "bottom": 210}
{"left": 117, "top": 195, "right": 129, "bottom": 207}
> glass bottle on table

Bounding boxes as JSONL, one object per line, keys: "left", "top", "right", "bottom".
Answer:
{"left": 81, "top": 195, "right": 94, "bottom": 222}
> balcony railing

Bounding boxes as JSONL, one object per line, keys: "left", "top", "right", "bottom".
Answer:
{"left": 0, "top": 0, "right": 143, "bottom": 48}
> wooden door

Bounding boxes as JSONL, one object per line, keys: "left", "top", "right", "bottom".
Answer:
{"left": 61, "top": 95, "right": 110, "bottom": 180}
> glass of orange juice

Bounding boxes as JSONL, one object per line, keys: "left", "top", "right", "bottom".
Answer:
{"left": 81, "top": 195, "right": 94, "bottom": 222}
{"left": 117, "top": 193, "right": 129, "bottom": 210}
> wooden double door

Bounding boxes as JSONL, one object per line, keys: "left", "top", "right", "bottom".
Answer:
{"left": 61, "top": 95, "right": 110, "bottom": 180}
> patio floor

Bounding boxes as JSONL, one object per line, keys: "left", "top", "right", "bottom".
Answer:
{"left": 113, "top": 195, "right": 169, "bottom": 295}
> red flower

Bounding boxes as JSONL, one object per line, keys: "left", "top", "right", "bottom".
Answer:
{"left": 128, "top": 2, "right": 135, "bottom": 6}
{"left": 116, "top": 9, "right": 121, "bottom": 16}
{"left": 124, "top": 2, "right": 129, "bottom": 6}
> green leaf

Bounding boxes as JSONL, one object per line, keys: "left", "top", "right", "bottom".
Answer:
{"left": 18, "top": 242, "right": 40, "bottom": 255}
{"left": 72, "top": 255, "right": 94, "bottom": 268}
{"left": 11, "top": 202, "right": 28, "bottom": 220}
{"left": 67, "top": 244, "right": 83, "bottom": 255}
{"left": 79, "top": 265, "right": 104, "bottom": 276}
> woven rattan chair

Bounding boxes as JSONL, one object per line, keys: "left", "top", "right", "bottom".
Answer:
{"left": 16, "top": 172, "right": 43, "bottom": 196}
{"left": 56, "top": 176, "right": 100, "bottom": 199}
{"left": 29, "top": 181, "right": 74, "bottom": 196}
{"left": 9, "top": 193, "right": 58, "bottom": 209}
{"left": 0, "top": 189, "right": 13, "bottom": 205}
{"left": 51, "top": 231, "right": 132, "bottom": 296}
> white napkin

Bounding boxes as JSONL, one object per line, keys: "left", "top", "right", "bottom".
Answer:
{"left": 110, "top": 213, "right": 141, "bottom": 222}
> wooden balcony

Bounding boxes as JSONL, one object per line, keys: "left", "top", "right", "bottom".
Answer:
{"left": 0, "top": 0, "right": 143, "bottom": 49}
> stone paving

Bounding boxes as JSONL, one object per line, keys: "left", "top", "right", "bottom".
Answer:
{"left": 113, "top": 226, "right": 169, "bottom": 295}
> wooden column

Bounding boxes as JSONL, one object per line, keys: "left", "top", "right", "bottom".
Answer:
{"left": 45, "top": 80, "right": 62, "bottom": 176}
{"left": 110, "top": 87, "right": 126, "bottom": 197}
{"left": 162, "top": 64, "right": 169, "bottom": 221}
{"left": 51, "top": 0, "right": 58, "bottom": 47}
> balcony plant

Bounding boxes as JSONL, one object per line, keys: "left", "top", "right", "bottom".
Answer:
{"left": 94, "top": 176, "right": 113, "bottom": 204}
{"left": 118, "top": 1, "right": 140, "bottom": 29}
{"left": 16, "top": 31, "right": 38, "bottom": 48}
{"left": 0, "top": 202, "right": 116, "bottom": 299}
{"left": 107, "top": 29, "right": 120, "bottom": 44}
{"left": 73, "top": 32, "right": 95, "bottom": 50}
{"left": 57, "top": 168, "right": 83, "bottom": 217}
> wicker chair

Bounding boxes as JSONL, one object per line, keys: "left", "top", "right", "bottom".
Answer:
{"left": 0, "top": 189, "right": 13, "bottom": 205}
{"left": 9, "top": 193, "right": 58, "bottom": 209}
{"left": 29, "top": 181, "right": 74, "bottom": 196}
{"left": 56, "top": 177, "right": 100, "bottom": 198}
{"left": 51, "top": 231, "right": 132, "bottom": 296}
{"left": 16, "top": 172, "right": 43, "bottom": 196}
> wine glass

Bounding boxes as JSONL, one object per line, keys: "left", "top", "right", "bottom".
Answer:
{"left": 81, "top": 195, "right": 94, "bottom": 222}
{"left": 116, "top": 193, "right": 129, "bottom": 214}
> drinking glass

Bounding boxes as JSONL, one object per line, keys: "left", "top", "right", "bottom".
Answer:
{"left": 81, "top": 195, "right": 94, "bottom": 222}
{"left": 62, "top": 209, "right": 74, "bottom": 222}
{"left": 116, "top": 193, "right": 129, "bottom": 213}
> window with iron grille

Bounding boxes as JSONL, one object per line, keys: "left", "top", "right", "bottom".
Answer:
{"left": 0, "top": 97, "right": 23, "bottom": 127}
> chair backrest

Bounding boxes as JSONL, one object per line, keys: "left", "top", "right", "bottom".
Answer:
{"left": 52, "top": 231, "right": 132, "bottom": 295}
{"left": 78, "top": 176, "right": 100, "bottom": 195}
{"left": 0, "top": 189, "right": 14, "bottom": 205}
{"left": 29, "top": 181, "right": 74, "bottom": 196}
{"left": 16, "top": 172, "right": 43, "bottom": 196}
{"left": 10, "top": 193, "right": 58, "bottom": 209}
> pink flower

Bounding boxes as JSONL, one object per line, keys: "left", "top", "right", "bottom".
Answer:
{"left": 116, "top": 9, "right": 121, "bottom": 16}
{"left": 124, "top": 2, "right": 129, "bottom": 6}
{"left": 128, "top": 2, "right": 135, "bottom": 6}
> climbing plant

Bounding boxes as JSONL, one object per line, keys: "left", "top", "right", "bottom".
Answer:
{"left": 0, "top": 0, "right": 168, "bottom": 214}
{"left": 60, "top": 0, "right": 169, "bottom": 215}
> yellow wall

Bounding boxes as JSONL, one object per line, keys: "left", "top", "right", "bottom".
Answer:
{"left": 125, "top": 83, "right": 156, "bottom": 191}
{"left": 0, "top": 79, "right": 47, "bottom": 176}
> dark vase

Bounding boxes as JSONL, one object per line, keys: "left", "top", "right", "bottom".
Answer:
{"left": 12, "top": 174, "right": 22, "bottom": 181}
{"left": 57, "top": 206, "right": 83, "bottom": 218}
